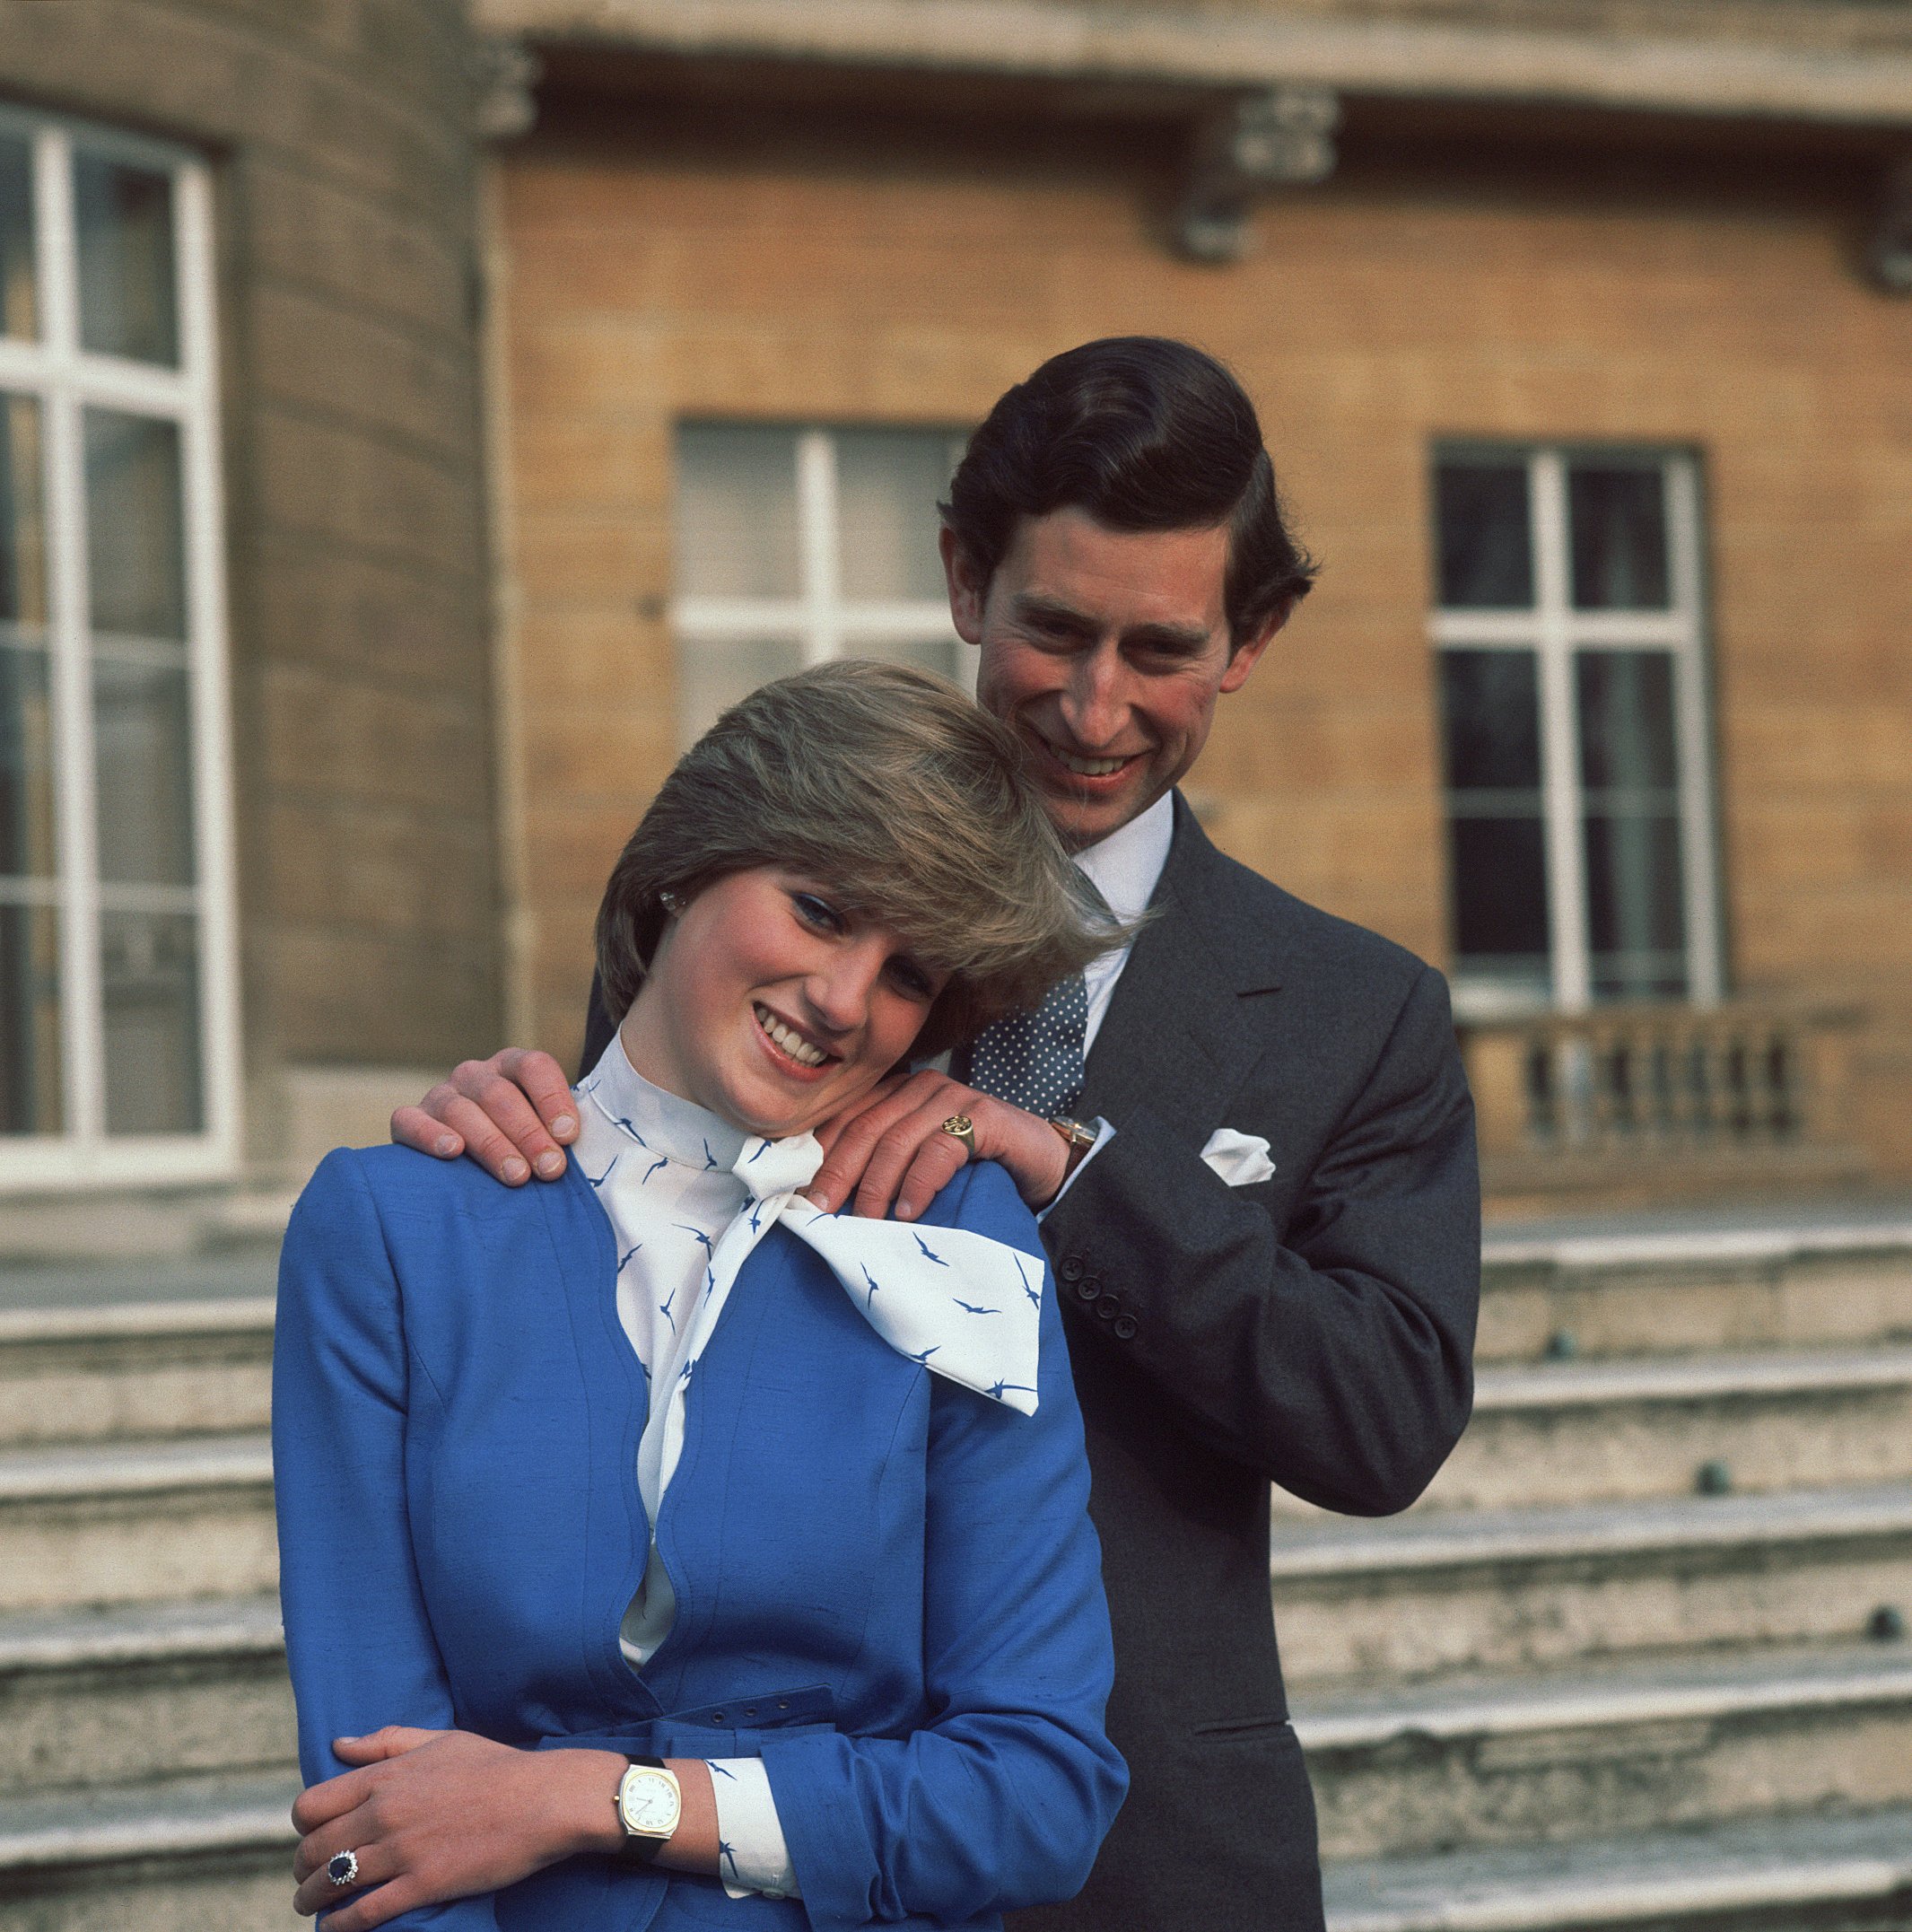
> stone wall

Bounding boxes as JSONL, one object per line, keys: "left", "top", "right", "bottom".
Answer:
{"left": 0, "top": 0, "right": 499, "bottom": 1170}
{"left": 492, "top": 89, "right": 1912, "bottom": 1179}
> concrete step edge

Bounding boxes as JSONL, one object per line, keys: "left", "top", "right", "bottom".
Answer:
{"left": 0, "top": 1298, "right": 276, "bottom": 1347}
{"left": 1323, "top": 1808, "right": 1912, "bottom": 1932}
{"left": 1475, "top": 1346, "right": 1912, "bottom": 1411}
{"left": 1270, "top": 1482, "right": 1912, "bottom": 1578}
{"left": 1481, "top": 1216, "right": 1912, "bottom": 1274}
{"left": 0, "top": 1595, "right": 283, "bottom": 1674}
{"left": 0, "top": 1433, "right": 274, "bottom": 1503}
{"left": 0, "top": 1772, "right": 300, "bottom": 1871}
{"left": 1294, "top": 1642, "right": 1912, "bottom": 1750}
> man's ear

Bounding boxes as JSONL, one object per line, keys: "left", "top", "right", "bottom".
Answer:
{"left": 1218, "top": 598, "right": 1295, "bottom": 695}
{"left": 940, "top": 528, "right": 989, "bottom": 645}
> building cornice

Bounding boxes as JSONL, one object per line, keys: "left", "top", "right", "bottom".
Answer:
{"left": 476, "top": 0, "right": 1912, "bottom": 128}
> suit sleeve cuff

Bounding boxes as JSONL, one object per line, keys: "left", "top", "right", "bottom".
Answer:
{"left": 1036, "top": 1117, "right": 1114, "bottom": 1224}
{"left": 710, "top": 1757, "right": 801, "bottom": 1901}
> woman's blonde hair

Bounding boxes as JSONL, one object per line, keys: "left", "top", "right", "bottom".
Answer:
{"left": 596, "top": 660, "right": 1123, "bottom": 1058}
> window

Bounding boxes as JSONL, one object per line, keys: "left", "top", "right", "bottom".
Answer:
{"left": 672, "top": 424, "right": 970, "bottom": 746}
{"left": 0, "top": 106, "right": 237, "bottom": 1185}
{"left": 1430, "top": 445, "right": 1720, "bottom": 1019}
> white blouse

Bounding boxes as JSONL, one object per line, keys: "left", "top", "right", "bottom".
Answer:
{"left": 573, "top": 1039, "right": 799, "bottom": 1901}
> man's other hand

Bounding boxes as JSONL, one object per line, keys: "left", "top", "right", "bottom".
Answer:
{"left": 390, "top": 1050, "right": 578, "bottom": 1185}
{"left": 807, "top": 1070, "right": 1069, "bottom": 1221}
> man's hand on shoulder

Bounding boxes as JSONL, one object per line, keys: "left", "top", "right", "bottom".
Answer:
{"left": 806, "top": 1069, "right": 1069, "bottom": 1221}
{"left": 389, "top": 1049, "right": 579, "bottom": 1185}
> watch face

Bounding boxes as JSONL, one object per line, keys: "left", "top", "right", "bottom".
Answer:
{"left": 619, "top": 1768, "right": 681, "bottom": 1838}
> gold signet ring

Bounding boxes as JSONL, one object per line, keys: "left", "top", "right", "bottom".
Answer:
{"left": 940, "top": 1114, "right": 978, "bottom": 1160}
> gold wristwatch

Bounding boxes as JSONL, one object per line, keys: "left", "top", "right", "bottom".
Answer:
{"left": 1047, "top": 1115, "right": 1097, "bottom": 1177}
{"left": 615, "top": 1758, "right": 681, "bottom": 1864}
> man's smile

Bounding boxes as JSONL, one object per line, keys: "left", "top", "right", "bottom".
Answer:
{"left": 1029, "top": 730, "right": 1148, "bottom": 784}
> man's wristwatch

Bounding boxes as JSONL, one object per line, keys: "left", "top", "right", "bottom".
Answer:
{"left": 1047, "top": 1116, "right": 1097, "bottom": 1179}
{"left": 615, "top": 1757, "right": 682, "bottom": 1864}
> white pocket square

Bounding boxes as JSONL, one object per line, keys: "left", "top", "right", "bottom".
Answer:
{"left": 1200, "top": 1129, "right": 1276, "bottom": 1187}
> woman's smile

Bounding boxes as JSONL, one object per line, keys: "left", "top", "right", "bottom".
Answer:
{"left": 750, "top": 1001, "right": 837, "bottom": 1075}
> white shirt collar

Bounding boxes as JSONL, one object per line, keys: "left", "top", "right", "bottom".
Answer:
{"left": 1071, "top": 790, "right": 1174, "bottom": 922}
{"left": 581, "top": 1027, "right": 750, "bottom": 1174}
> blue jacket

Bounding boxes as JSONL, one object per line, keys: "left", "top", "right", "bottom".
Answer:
{"left": 273, "top": 1145, "right": 1126, "bottom": 1932}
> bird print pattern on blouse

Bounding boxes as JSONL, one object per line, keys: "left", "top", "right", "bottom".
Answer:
{"left": 573, "top": 1037, "right": 1052, "bottom": 1663}
{"left": 965, "top": 971, "right": 1088, "bottom": 1118}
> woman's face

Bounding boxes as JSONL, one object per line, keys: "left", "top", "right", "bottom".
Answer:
{"left": 619, "top": 867, "right": 948, "bottom": 1139}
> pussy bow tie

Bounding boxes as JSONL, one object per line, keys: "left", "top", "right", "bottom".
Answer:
{"left": 711, "top": 1132, "right": 1044, "bottom": 1416}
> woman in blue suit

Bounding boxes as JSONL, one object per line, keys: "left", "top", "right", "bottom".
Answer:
{"left": 273, "top": 662, "right": 1128, "bottom": 1932}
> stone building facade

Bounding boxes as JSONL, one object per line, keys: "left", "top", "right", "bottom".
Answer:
{"left": 0, "top": 0, "right": 497, "bottom": 1226}
{"left": 478, "top": 0, "right": 1912, "bottom": 1211}
{"left": 0, "top": 0, "right": 1907, "bottom": 1224}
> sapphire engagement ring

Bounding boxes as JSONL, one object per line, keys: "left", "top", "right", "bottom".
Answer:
{"left": 327, "top": 1850, "right": 361, "bottom": 1888}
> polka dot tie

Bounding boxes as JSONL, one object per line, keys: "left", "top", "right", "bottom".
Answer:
{"left": 965, "top": 972, "right": 1088, "bottom": 1120}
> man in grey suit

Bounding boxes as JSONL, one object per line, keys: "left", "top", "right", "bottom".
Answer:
{"left": 397, "top": 337, "right": 1480, "bottom": 1928}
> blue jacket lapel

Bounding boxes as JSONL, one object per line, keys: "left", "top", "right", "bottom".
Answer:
{"left": 534, "top": 1161, "right": 665, "bottom": 1719}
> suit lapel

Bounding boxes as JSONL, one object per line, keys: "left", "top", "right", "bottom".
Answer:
{"left": 1079, "top": 796, "right": 1285, "bottom": 1141}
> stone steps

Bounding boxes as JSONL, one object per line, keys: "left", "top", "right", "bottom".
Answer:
{"left": 1322, "top": 1806, "right": 1912, "bottom": 1932}
{"left": 1477, "top": 1220, "right": 1912, "bottom": 1365}
{"left": 1296, "top": 1639, "right": 1912, "bottom": 1859}
{"left": 0, "top": 1298, "right": 274, "bottom": 1450}
{"left": 0, "top": 1434, "right": 277, "bottom": 1613}
{"left": 1404, "top": 1346, "right": 1912, "bottom": 1515}
{"left": 0, "top": 1770, "right": 299, "bottom": 1932}
{"left": 0, "top": 1597, "right": 292, "bottom": 1796}
{"left": 1269, "top": 1482, "right": 1912, "bottom": 1684}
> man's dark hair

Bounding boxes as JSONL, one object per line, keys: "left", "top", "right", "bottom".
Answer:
{"left": 942, "top": 337, "right": 1318, "bottom": 649}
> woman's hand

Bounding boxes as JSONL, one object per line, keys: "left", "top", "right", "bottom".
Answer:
{"left": 290, "top": 1728, "right": 628, "bottom": 1929}
{"left": 389, "top": 1050, "right": 579, "bottom": 1185}
{"left": 806, "top": 1071, "right": 1073, "bottom": 1221}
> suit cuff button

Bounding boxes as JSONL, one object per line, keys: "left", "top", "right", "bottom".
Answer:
{"left": 1095, "top": 1295, "right": 1120, "bottom": 1320}
{"left": 1074, "top": 1277, "right": 1101, "bottom": 1302}
{"left": 1060, "top": 1256, "right": 1085, "bottom": 1282}
{"left": 1113, "top": 1315, "right": 1138, "bottom": 1340}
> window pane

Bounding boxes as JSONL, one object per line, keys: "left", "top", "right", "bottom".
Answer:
{"left": 1579, "top": 650, "right": 1687, "bottom": 1001}
{"left": 676, "top": 424, "right": 799, "bottom": 599}
{"left": 101, "top": 909, "right": 202, "bottom": 1132}
{"left": 677, "top": 634, "right": 804, "bottom": 747}
{"left": 835, "top": 430, "right": 955, "bottom": 603}
{"left": 0, "top": 134, "right": 34, "bottom": 341}
{"left": 1447, "top": 817, "right": 1550, "bottom": 996}
{"left": 0, "top": 648, "right": 56, "bottom": 879}
{"left": 1569, "top": 463, "right": 1669, "bottom": 610}
{"left": 1436, "top": 460, "right": 1532, "bottom": 608}
{"left": 0, "top": 394, "right": 48, "bottom": 630}
{"left": 84, "top": 409, "right": 186, "bottom": 640}
{"left": 93, "top": 655, "right": 195, "bottom": 885}
{"left": 1439, "top": 649, "right": 1541, "bottom": 791}
{"left": 0, "top": 902, "right": 61, "bottom": 1133}
{"left": 74, "top": 153, "right": 179, "bottom": 366}
{"left": 1577, "top": 650, "right": 1679, "bottom": 794}
{"left": 1585, "top": 815, "right": 1688, "bottom": 1001}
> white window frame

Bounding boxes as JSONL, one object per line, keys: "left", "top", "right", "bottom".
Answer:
{"left": 1430, "top": 444, "right": 1722, "bottom": 1021}
{"left": 672, "top": 424, "right": 972, "bottom": 745}
{"left": 0, "top": 102, "right": 240, "bottom": 1188}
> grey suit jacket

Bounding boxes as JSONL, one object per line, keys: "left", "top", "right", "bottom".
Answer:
{"left": 1016, "top": 795, "right": 1479, "bottom": 1932}
{"left": 579, "top": 793, "right": 1480, "bottom": 1931}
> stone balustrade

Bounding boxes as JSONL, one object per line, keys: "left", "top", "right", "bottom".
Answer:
{"left": 1461, "top": 1000, "right": 1869, "bottom": 1206}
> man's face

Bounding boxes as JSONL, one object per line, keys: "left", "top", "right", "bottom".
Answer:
{"left": 944, "top": 508, "right": 1281, "bottom": 852}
